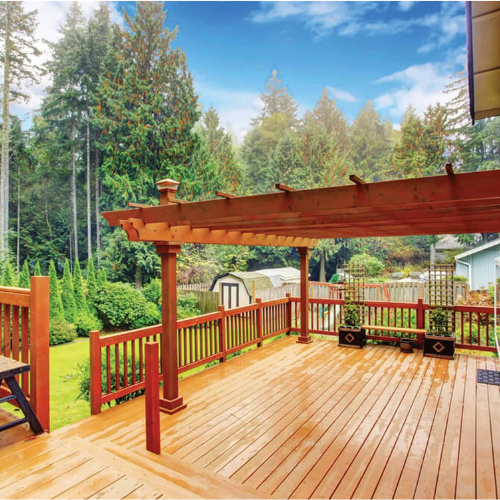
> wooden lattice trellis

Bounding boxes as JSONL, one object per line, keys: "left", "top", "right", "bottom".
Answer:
{"left": 340, "top": 262, "right": 366, "bottom": 322}
{"left": 428, "top": 262, "right": 455, "bottom": 332}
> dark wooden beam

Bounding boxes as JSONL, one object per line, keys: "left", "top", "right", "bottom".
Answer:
{"left": 215, "top": 191, "right": 236, "bottom": 199}
{"left": 349, "top": 174, "right": 366, "bottom": 185}
{"left": 275, "top": 183, "right": 296, "bottom": 192}
{"left": 445, "top": 163, "right": 455, "bottom": 176}
{"left": 127, "top": 202, "right": 152, "bottom": 208}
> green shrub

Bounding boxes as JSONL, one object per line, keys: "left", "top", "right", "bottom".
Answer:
{"left": 343, "top": 301, "right": 361, "bottom": 327}
{"left": 454, "top": 275, "right": 468, "bottom": 282}
{"left": 131, "top": 301, "right": 161, "bottom": 329}
{"left": 2, "top": 261, "right": 15, "bottom": 286}
{"left": 97, "top": 268, "right": 107, "bottom": 286}
{"left": 142, "top": 279, "right": 161, "bottom": 305}
{"left": 349, "top": 254, "right": 385, "bottom": 277}
{"left": 49, "top": 260, "right": 65, "bottom": 320}
{"left": 75, "top": 314, "right": 103, "bottom": 338}
{"left": 33, "top": 260, "right": 42, "bottom": 276}
{"left": 178, "top": 294, "right": 201, "bottom": 319}
{"left": 94, "top": 282, "right": 151, "bottom": 329}
{"left": 49, "top": 319, "right": 76, "bottom": 345}
{"left": 86, "top": 257, "right": 97, "bottom": 305}
{"left": 73, "top": 259, "right": 88, "bottom": 314}
{"left": 61, "top": 260, "right": 76, "bottom": 323}
{"left": 19, "top": 261, "right": 30, "bottom": 289}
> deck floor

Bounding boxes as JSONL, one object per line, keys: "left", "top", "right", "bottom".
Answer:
{"left": 1, "top": 336, "right": 500, "bottom": 499}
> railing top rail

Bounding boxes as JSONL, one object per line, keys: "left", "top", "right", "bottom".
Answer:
{"left": 0, "top": 285, "right": 31, "bottom": 295}
{"left": 100, "top": 324, "right": 163, "bottom": 347}
{"left": 178, "top": 310, "right": 222, "bottom": 327}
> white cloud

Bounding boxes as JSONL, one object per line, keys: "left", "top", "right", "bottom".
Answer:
{"left": 327, "top": 86, "right": 357, "bottom": 103}
{"left": 10, "top": 2, "right": 124, "bottom": 124}
{"left": 248, "top": 1, "right": 465, "bottom": 50}
{"left": 374, "top": 62, "right": 454, "bottom": 118}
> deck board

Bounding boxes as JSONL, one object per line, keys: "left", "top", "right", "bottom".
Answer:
{"left": 1, "top": 336, "right": 499, "bottom": 499}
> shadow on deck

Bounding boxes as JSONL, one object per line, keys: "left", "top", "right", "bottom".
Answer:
{"left": 1, "top": 336, "right": 500, "bottom": 499}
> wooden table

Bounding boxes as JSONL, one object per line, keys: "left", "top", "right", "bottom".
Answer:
{"left": 0, "top": 356, "right": 43, "bottom": 435}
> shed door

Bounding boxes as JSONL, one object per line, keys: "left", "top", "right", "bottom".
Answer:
{"left": 221, "top": 283, "right": 239, "bottom": 309}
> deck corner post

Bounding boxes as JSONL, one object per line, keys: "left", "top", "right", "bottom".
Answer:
{"left": 145, "top": 341, "right": 161, "bottom": 454}
{"left": 217, "top": 305, "right": 227, "bottom": 362}
{"left": 156, "top": 243, "right": 186, "bottom": 415}
{"left": 417, "top": 298, "right": 425, "bottom": 348}
{"left": 285, "top": 293, "right": 292, "bottom": 335}
{"left": 89, "top": 330, "right": 102, "bottom": 415}
{"left": 297, "top": 247, "right": 313, "bottom": 344}
{"left": 256, "top": 298, "right": 263, "bottom": 347}
{"left": 30, "top": 276, "right": 50, "bottom": 432}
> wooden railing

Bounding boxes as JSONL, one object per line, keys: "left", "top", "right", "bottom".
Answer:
{"left": 0, "top": 277, "right": 50, "bottom": 431}
{"left": 89, "top": 297, "right": 290, "bottom": 413}
{"left": 89, "top": 294, "right": 498, "bottom": 413}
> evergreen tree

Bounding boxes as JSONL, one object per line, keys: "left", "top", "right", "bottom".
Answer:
{"left": 73, "top": 258, "right": 88, "bottom": 314}
{"left": 33, "top": 260, "right": 42, "bottom": 276}
{"left": 48, "top": 260, "right": 64, "bottom": 319}
{"left": 95, "top": 2, "right": 211, "bottom": 206}
{"left": 0, "top": 2, "right": 40, "bottom": 258}
{"left": 97, "top": 267, "right": 107, "bottom": 286}
{"left": 86, "top": 256, "right": 97, "bottom": 305}
{"left": 18, "top": 260, "right": 30, "bottom": 288}
{"left": 61, "top": 259, "right": 76, "bottom": 322}
{"left": 2, "top": 261, "right": 14, "bottom": 286}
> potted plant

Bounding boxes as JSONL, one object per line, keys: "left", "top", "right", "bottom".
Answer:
{"left": 339, "top": 301, "right": 366, "bottom": 349}
{"left": 424, "top": 306, "right": 455, "bottom": 359}
{"left": 400, "top": 337, "right": 413, "bottom": 353}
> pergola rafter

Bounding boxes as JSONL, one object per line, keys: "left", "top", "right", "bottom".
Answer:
{"left": 102, "top": 169, "right": 500, "bottom": 414}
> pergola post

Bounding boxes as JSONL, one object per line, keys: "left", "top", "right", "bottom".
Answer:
{"left": 297, "top": 247, "right": 312, "bottom": 344}
{"left": 156, "top": 243, "right": 186, "bottom": 414}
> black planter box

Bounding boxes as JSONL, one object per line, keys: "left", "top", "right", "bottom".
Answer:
{"left": 424, "top": 333, "right": 455, "bottom": 359}
{"left": 338, "top": 326, "right": 366, "bottom": 349}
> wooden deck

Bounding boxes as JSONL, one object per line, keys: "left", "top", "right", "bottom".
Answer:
{"left": 1, "top": 336, "right": 500, "bottom": 499}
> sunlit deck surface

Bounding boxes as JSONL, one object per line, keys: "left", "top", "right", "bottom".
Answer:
{"left": 1, "top": 336, "right": 500, "bottom": 499}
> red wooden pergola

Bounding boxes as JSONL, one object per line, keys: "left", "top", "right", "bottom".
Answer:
{"left": 103, "top": 168, "right": 500, "bottom": 414}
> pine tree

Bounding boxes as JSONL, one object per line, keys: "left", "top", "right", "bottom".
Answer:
{"left": 73, "top": 258, "right": 88, "bottom": 314}
{"left": 48, "top": 260, "right": 64, "bottom": 320}
{"left": 2, "top": 261, "right": 14, "bottom": 286}
{"left": 61, "top": 259, "right": 76, "bottom": 322}
{"left": 97, "top": 267, "right": 107, "bottom": 286}
{"left": 33, "top": 260, "right": 42, "bottom": 276}
{"left": 86, "top": 256, "right": 97, "bottom": 305}
{"left": 0, "top": 2, "right": 40, "bottom": 259}
{"left": 18, "top": 260, "right": 30, "bottom": 288}
{"left": 95, "top": 2, "right": 206, "bottom": 206}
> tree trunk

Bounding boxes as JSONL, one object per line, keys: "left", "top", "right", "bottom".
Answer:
{"left": 86, "top": 118, "right": 91, "bottom": 260}
{"left": 0, "top": 5, "right": 11, "bottom": 259}
{"left": 95, "top": 148, "right": 101, "bottom": 267}
{"left": 16, "top": 172, "right": 20, "bottom": 272}
{"left": 71, "top": 117, "right": 78, "bottom": 261}
{"left": 135, "top": 266, "right": 143, "bottom": 289}
{"left": 319, "top": 249, "right": 326, "bottom": 282}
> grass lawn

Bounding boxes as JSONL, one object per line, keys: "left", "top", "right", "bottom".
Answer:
{"left": 49, "top": 339, "right": 90, "bottom": 430}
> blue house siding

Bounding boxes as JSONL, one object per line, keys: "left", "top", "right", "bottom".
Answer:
{"left": 455, "top": 245, "right": 500, "bottom": 290}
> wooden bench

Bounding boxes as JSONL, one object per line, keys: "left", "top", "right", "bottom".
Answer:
{"left": 362, "top": 325, "right": 426, "bottom": 347}
{"left": 0, "top": 356, "right": 43, "bottom": 435}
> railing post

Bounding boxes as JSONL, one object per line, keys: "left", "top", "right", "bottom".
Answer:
{"left": 417, "top": 298, "right": 425, "bottom": 348}
{"left": 89, "top": 330, "right": 102, "bottom": 415}
{"left": 256, "top": 299, "right": 263, "bottom": 347}
{"left": 218, "top": 305, "right": 227, "bottom": 362}
{"left": 286, "top": 293, "right": 292, "bottom": 335}
{"left": 145, "top": 342, "right": 161, "bottom": 454}
{"left": 30, "top": 276, "right": 50, "bottom": 432}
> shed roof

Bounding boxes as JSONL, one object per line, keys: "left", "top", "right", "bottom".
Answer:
{"left": 211, "top": 272, "right": 273, "bottom": 297}
{"left": 454, "top": 239, "right": 500, "bottom": 260}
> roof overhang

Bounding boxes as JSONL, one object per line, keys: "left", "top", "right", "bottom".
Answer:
{"left": 103, "top": 170, "right": 500, "bottom": 248}
{"left": 467, "top": 1, "right": 500, "bottom": 122}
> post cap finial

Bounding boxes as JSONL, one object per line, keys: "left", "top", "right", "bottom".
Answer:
{"left": 156, "top": 178, "right": 180, "bottom": 192}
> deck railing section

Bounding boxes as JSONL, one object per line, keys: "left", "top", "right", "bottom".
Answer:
{"left": 0, "top": 277, "right": 50, "bottom": 431}
{"left": 89, "top": 297, "right": 291, "bottom": 413}
{"left": 90, "top": 294, "right": 497, "bottom": 413}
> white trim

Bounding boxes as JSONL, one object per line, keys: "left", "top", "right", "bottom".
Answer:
{"left": 456, "top": 258, "right": 472, "bottom": 288}
{"left": 454, "top": 239, "right": 500, "bottom": 260}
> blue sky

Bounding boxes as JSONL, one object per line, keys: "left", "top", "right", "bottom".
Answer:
{"left": 16, "top": 1, "right": 467, "bottom": 141}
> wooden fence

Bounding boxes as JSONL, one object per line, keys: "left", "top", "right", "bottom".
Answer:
{"left": 0, "top": 277, "right": 50, "bottom": 431}
{"left": 89, "top": 293, "right": 497, "bottom": 413}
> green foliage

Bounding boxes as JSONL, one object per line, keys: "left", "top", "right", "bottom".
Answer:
{"left": 454, "top": 275, "right": 468, "bottom": 282}
{"left": 429, "top": 306, "right": 449, "bottom": 334}
{"left": 86, "top": 257, "right": 97, "bottom": 305}
{"left": 2, "top": 261, "right": 15, "bottom": 286}
{"left": 131, "top": 301, "right": 161, "bottom": 329}
{"left": 19, "top": 260, "right": 30, "bottom": 288}
{"left": 49, "top": 319, "right": 76, "bottom": 345}
{"left": 343, "top": 301, "right": 361, "bottom": 328}
{"left": 33, "top": 261, "right": 42, "bottom": 276}
{"left": 74, "top": 313, "right": 103, "bottom": 338}
{"left": 73, "top": 259, "right": 88, "bottom": 314}
{"left": 349, "top": 253, "right": 385, "bottom": 277}
{"left": 142, "top": 278, "right": 161, "bottom": 305}
{"left": 178, "top": 294, "right": 201, "bottom": 320}
{"left": 97, "top": 267, "right": 107, "bottom": 286}
{"left": 94, "top": 281, "right": 151, "bottom": 329}
{"left": 61, "top": 260, "right": 76, "bottom": 323}
{"left": 48, "top": 260, "right": 65, "bottom": 320}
